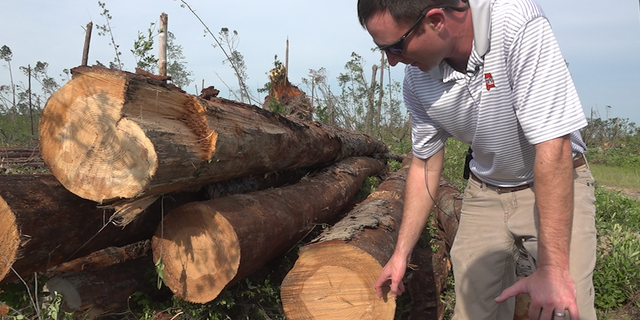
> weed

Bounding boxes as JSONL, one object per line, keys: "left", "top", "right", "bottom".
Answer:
{"left": 594, "top": 186, "right": 640, "bottom": 310}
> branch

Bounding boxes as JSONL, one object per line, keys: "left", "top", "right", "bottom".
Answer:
{"left": 179, "top": 1, "right": 251, "bottom": 102}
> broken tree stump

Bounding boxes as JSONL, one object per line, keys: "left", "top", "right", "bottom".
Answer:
{"left": 151, "top": 156, "right": 384, "bottom": 304}
{"left": 280, "top": 164, "right": 410, "bottom": 319}
{"left": 0, "top": 174, "right": 204, "bottom": 284}
{"left": 39, "top": 66, "right": 387, "bottom": 212}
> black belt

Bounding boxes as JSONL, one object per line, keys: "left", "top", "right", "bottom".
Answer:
{"left": 470, "top": 154, "right": 586, "bottom": 193}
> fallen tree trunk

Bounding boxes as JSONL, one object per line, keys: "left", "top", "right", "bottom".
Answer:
{"left": 406, "top": 240, "right": 449, "bottom": 320}
{"left": 0, "top": 146, "right": 44, "bottom": 172}
{"left": 40, "top": 66, "right": 387, "bottom": 210}
{"left": 280, "top": 165, "right": 410, "bottom": 319}
{"left": 46, "top": 240, "right": 151, "bottom": 277}
{"left": 0, "top": 146, "right": 40, "bottom": 159}
{"left": 151, "top": 156, "right": 384, "bottom": 303}
{"left": 0, "top": 174, "right": 204, "bottom": 284}
{"left": 45, "top": 256, "right": 169, "bottom": 319}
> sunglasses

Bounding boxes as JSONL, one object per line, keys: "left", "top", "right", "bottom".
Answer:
{"left": 377, "top": 3, "right": 470, "bottom": 55}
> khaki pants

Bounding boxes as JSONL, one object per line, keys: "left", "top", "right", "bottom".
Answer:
{"left": 450, "top": 166, "right": 597, "bottom": 320}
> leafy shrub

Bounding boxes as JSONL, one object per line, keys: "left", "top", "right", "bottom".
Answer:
{"left": 593, "top": 187, "right": 640, "bottom": 309}
{"left": 442, "top": 139, "right": 469, "bottom": 191}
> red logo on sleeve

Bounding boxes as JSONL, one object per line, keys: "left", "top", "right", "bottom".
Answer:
{"left": 484, "top": 73, "right": 495, "bottom": 90}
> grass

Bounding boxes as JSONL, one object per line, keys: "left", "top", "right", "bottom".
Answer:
{"left": 590, "top": 164, "right": 640, "bottom": 192}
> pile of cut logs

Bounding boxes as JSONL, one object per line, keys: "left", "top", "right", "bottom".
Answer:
{"left": 0, "top": 66, "right": 530, "bottom": 319}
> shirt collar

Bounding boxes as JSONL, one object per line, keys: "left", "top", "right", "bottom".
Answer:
{"left": 429, "top": 0, "right": 492, "bottom": 82}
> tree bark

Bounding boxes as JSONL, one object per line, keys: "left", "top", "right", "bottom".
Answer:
{"left": 0, "top": 174, "right": 204, "bottom": 284}
{"left": 45, "top": 256, "right": 170, "bottom": 319}
{"left": 151, "top": 156, "right": 384, "bottom": 304}
{"left": 46, "top": 240, "right": 150, "bottom": 277}
{"left": 40, "top": 65, "right": 387, "bottom": 208}
{"left": 281, "top": 165, "right": 409, "bottom": 319}
{"left": 158, "top": 13, "right": 168, "bottom": 77}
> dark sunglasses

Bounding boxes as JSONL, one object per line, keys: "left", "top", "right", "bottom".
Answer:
{"left": 377, "top": 3, "right": 470, "bottom": 55}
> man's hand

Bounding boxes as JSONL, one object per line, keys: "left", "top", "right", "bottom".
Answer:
{"left": 375, "top": 151, "right": 443, "bottom": 300}
{"left": 495, "top": 266, "right": 580, "bottom": 320}
{"left": 374, "top": 253, "right": 407, "bottom": 299}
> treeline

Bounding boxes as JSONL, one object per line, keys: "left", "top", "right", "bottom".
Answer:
{"left": 581, "top": 107, "right": 640, "bottom": 168}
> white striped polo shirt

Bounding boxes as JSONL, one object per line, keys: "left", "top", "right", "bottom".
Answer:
{"left": 405, "top": 0, "right": 587, "bottom": 187}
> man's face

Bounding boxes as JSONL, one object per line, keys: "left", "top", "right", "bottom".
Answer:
{"left": 365, "top": 9, "right": 447, "bottom": 72}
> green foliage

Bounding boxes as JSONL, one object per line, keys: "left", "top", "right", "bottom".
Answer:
{"left": 218, "top": 28, "right": 252, "bottom": 103}
{"left": 0, "top": 112, "right": 39, "bottom": 146}
{"left": 441, "top": 138, "right": 469, "bottom": 191}
{"left": 355, "top": 176, "right": 381, "bottom": 202}
{"left": 0, "top": 276, "right": 74, "bottom": 320}
{"left": 0, "top": 45, "right": 12, "bottom": 62}
{"left": 593, "top": 186, "right": 640, "bottom": 309}
{"left": 582, "top": 110, "right": 640, "bottom": 169}
{"left": 96, "top": 1, "right": 123, "bottom": 70}
{"left": 387, "top": 159, "right": 403, "bottom": 172}
{"left": 132, "top": 23, "right": 159, "bottom": 73}
{"left": 261, "top": 57, "right": 285, "bottom": 114}
{"left": 166, "top": 32, "right": 194, "bottom": 89}
{"left": 130, "top": 21, "right": 194, "bottom": 89}
{"left": 127, "top": 268, "right": 287, "bottom": 320}
{"left": 590, "top": 164, "right": 640, "bottom": 193}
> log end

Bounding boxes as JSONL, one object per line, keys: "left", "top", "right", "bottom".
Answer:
{"left": 281, "top": 242, "right": 396, "bottom": 319}
{"left": 151, "top": 202, "right": 240, "bottom": 304}
{"left": 0, "top": 196, "right": 20, "bottom": 282}
{"left": 45, "top": 277, "right": 83, "bottom": 311}
{"left": 39, "top": 68, "right": 158, "bottom": 202}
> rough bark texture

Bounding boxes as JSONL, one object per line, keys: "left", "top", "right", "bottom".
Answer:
{"left": 0, "top": 174, "right": 204, "bottom": 284}
{"left": 40, "top": 66, "right": 387, "bottom": 209}
{"left": 45, "top": 256, "right": 170, "bottom": 319}
{"left": 432, "top": 180, "right": 462, "bottom": 252}
{"left": 281, "top": 165, "right": 410, "bottom": 319}
{"left": 406, "top": 235, "right": 449, "bottom": 320}
{"left": 205, "top": 166, "right": 313, "bottom": 200}
{"left": 281, "top": 162, "right": 456, "bottom": 320}
{"left": 151, "top": 157, "right": 384, "bottom": 304}
{"left": 46, "top": 240, "right": 151, "bottom": 277}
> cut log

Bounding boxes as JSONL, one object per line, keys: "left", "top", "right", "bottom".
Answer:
{"left": 431, "top": 180, "right": 462, "bottom": 251}
{"left": 45, "top": 256, "right": 170, "bottom": 319}
{"left": 40, "top": 66, "right": 387, "bottom": 209}
{"left": 280, "top": 165, "right": 409, "bottom": 319}
{"left": 46, "top": 240, "right": 151, "bottom": 277}
{"left": 0, "top": 174, "right": 204, "bottom": 284}
{"left": 406, "top": 241, "right": 449, "bottom": 320}
{"left": 205, "top": 166, "right": 313, "bottom": 200}
{"left": 151, "top": 156, "right": 384, "bottom": 303}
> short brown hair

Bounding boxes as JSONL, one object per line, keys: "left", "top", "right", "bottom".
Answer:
{"left": 357, "top": 0, "right": 463, "bottom": 28}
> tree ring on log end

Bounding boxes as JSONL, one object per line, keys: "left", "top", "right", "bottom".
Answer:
{"left": 0, "top": 197, "right": 20, "bottom": 281}
{"left": 281, "top": 243, "right": 395, "bottom": 319}
{"left": 152, "top": 202, "right": 240, "bottom": 304}
{"left": 40, "top": 73, "right": 157, "bottom": 203}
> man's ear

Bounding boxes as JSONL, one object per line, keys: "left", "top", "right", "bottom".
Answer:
{"left": 425, "top": 9, "right": 446, "bottom": 33}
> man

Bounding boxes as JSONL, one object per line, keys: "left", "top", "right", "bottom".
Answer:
{"left": 357, "top": 0, "right": 597, "bottom": 319}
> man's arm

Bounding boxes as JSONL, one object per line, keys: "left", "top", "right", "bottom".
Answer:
{"left": 375, "top": 148, "right": 444, "bottom": 298}
{"left": 495, "top": 134, "right": 580, "bottom": 319}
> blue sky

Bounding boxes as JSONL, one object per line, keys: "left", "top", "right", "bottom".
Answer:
{"left": 1, "top": 0, "right": 639, "bottom": 123}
